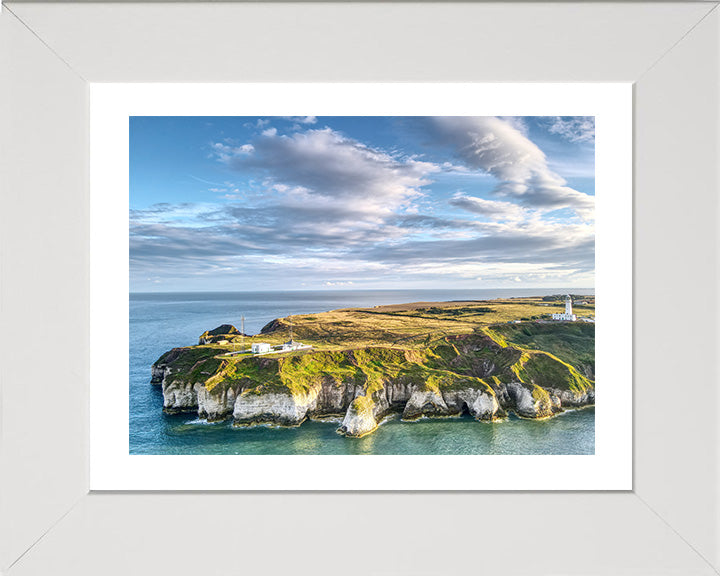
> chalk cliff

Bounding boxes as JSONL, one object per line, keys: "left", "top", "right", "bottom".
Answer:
{"left": 152, "top": 321, "right": 594, "bottom": 437}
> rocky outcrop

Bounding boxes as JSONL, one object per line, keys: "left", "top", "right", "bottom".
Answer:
{"left": 339, "top": 394, "right": 381, "bottom": 437}
{"left": 199, "top": 324, "right": 241, "bottom": 345}
{"left": 151, "top": 328, "right": 595, "bottom": 436}
{"left": 260, "top": 318, "right": 284, "bottom": 334}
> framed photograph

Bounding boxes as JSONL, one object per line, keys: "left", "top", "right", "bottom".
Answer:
{"left": 2, "top": 2, "right": 718, "bottom": 575}
{"left": 90, "top": 83, "right": 631, "bottom": 491}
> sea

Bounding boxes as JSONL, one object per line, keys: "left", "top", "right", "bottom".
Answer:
{"left": 129, "top": 289, "right": 595, "bottom": 455}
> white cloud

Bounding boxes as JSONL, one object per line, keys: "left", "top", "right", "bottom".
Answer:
{"left": 215, "top": 127, "right": 439, "bottom": 223}
{"left": 547, "top": 116, "right": 595, "bottom": 143}
{"left": 129, "top": 202, "right": 224, "bottom": 227}
{"left": 132, "top": 118, "right": 595, "bottom": 291}
{"left": 424, "top": 117, "right": 594, "bottom": 220}
{"left": 210, "top": 142, "right": 254, "bottom": 162}
{"left": 499, "top": 116, "right": 528, "bottom": 135}
{"left": 449, "top": 194, "right": 526, "bottom": 221}
{"left": 284, "top": 116, "right": 317, "bottom": 124}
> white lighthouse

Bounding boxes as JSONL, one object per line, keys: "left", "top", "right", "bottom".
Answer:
{"left": 552, "top": 294, "right": 577, "bottom": 322}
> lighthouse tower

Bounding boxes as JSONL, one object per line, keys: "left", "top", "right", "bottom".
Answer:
{"left": 552, "top": 295, "right": 577, "bottom": 321}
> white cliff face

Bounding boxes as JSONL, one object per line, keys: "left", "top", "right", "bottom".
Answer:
{"left": 507, "top": 382, "right": 536, "bottom": 417}
{"left": 152, "top": 344, "right": 594, "bottom": 433}
{"left": 154, "top": 360, "right": 202, "bottom": 413}
{"left": 340, "top": 396, "right": 379, "bottom": 437}
{"left": 150, "top": 364, "right": 170, "bottom": 385}
{"left": 506, "top": 382, "right": 557, "bottom": 418}
{"left": 162, "top": 380, "right": 201, "bottom": 412}
{"left": 197, "top": 386, "right": 236, "bottom": 421}
{"left": 402, "top": 386, "right": 502, "bottom": 421}
{"left": 460, "top": 389, "right": 500, "bottom": 420}
{"left": 549, "top": 387, "right": 594, "bottom": 407}
{"left": 384, "top": 380, "right": 415, "bottom": 405}
{"left": 402, "top": 389, "right": 449, "bottom": 420}
{"left": 162, "top": 372, "right": 591, "bottom": 429}
{"left": 314, "top": 380, "right": 364, "bottom": 415}
{"left": 233, "top": 387, "right": 320, "bottom": 426}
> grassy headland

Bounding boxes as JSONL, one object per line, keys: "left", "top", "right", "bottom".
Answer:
{"left": 152, "top": 296, "right": 595, "bottom": 436}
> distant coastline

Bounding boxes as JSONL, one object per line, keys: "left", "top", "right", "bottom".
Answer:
{"left": 131, "top": 287, "right": 596, "bottom": 296}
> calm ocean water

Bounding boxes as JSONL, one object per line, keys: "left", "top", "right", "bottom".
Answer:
{"left": 129, "top": 289, "right": 595, "bottom": 455}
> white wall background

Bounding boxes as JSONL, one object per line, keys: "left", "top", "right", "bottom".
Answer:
{"left": 1, "top": 3, "right": 718, "bottom": 575}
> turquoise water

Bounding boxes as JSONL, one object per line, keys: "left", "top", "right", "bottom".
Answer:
{"left": 130, "top": 289, "right": 594, "bottom": 455}
{"left": 135, "top": 407, "right": 594, "bottom": 455}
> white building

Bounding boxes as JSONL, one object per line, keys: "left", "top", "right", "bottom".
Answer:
{"left": 277, "top": 340, "right": 312, "bottom": 352}
{"left": 250, "top": 341, "right": 312, "bottom": 355}
{"left": 251, "top": 342, "right": 272, "bottom": 354}
{"left": 552, "top": 295, "right": 577, "bottom": 321}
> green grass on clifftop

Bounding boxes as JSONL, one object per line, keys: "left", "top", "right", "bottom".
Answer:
{"left": 491, "top": 322, "right": 595, "bottom": 378}
{"left": 153, "top": 296, "right": 595, "bottom": 400}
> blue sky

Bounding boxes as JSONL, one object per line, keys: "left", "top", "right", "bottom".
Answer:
{"left": 130, "top": 116, "right": 595, "bottom": 292}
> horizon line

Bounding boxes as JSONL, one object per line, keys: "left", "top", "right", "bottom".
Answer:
{"left": 130, "top": 287, "right": 596, "bottom": 295}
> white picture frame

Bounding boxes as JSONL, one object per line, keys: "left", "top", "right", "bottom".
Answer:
{"left": 2, "top": 2, "right": 718, "bottom": 575}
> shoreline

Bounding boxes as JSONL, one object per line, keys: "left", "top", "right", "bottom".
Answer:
{"left": 133, "top": 408, "right": 596, "bottom": 456}
{"left": 175, "top": 403, "right": 597, "bottom": 432}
